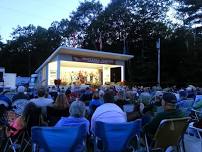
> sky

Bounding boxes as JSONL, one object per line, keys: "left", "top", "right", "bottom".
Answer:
{"left": 0, "top": 0, "right": 110, "bottom": 42}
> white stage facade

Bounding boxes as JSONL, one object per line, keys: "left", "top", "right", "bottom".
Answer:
{"left": 35, "top": 46, "right": 134, "bottom": 86}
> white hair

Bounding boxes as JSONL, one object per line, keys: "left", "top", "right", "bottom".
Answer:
{"left": 69, "top": 101, "right": 86, "bottom": 117}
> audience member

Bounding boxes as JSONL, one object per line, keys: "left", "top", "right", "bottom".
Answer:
{"left": 55, "top": 100, "right": 89, "bottom": 151}
{"left": 89, "top": 91, "right": 103, "bottom": 116}
{"left": 30, "top": 86, "right": 53, "bottom": 115}
{"left": 55, "top": 100, "right": 89, "bottom": 132}
{"left": 12, "top": 86, "right": 29, "bottom": 101}
{"left": 49, "top": 86, "right": 58, "bottom": 101}
{"left": 47, "top": 93, "right": 70, "bottom": 126}
{"left": 91, "top": 89, "right": 127, "bottom": 134}
{"left": 6, "top": 102, "right": 43, "bottom": 136}
{"left": 144, "top": 92, "right": 184, "bottom": 137}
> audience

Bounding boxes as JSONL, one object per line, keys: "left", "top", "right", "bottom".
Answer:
{"left": 1, "top": 84, "right": 201, "bottom": 151}
{"left": 89, "top": 91, "right": 103, "bottom": 116}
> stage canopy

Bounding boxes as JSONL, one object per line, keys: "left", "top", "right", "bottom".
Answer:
{"left": 35, "top": 46, "right": 134, "bottom": 86}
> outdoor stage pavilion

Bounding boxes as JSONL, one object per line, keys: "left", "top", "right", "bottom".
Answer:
{"left": 35, "top": 46, "right": 134, "bottom": 86}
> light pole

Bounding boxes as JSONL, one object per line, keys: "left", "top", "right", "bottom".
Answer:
{"left": 156, "top": 38, "right": 160, "bottom": 86}
{"left": 28, "top": 49, "right": 31, "bottom": 76}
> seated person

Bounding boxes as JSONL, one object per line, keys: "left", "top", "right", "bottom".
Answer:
{"left": 144, "top": 92, "right": 185, "bottom": 137}
{"left": 55, "top": 100, "right": 89, "bottom": 133}
{"left": 89, "top": 91, "right": 103, "bottom": 116}
{"left": 55, "top": 101, "right": 89, "bottom": 152}
{"left": 12, "top": 86, "right": 29, "bottom": 102}
{"left": 49, "top": 86, "right": 58, "bottom": 101}
{"left": 30, "top": 86, "right": 53, "bottom": 116}
{"left": 6, "top": 102, "right": 44, "bottom": 137}
{"left": 91, "top": 89, "right": 127, "bottom": 134}
{"left": 47, "top": 93, "right": 69, "bottom": 126}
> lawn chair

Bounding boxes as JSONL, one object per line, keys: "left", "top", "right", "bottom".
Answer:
{"left": 46, "top": 106, "right": 69, "bottom": 126}
{"left": 3, "top": 104, "right": 44, "bottom": 152}
{"left": 184, "top": 123, "right": 202, "bottom": 152}
{"left": 12, "top": 99, "right": 29, "bottom": 116}
{"left": 190, "top": 109, "right": 202, "bottom": 121}
{"left": 32, "top": 124, "right": 87, "bottom": 152}
{"left": 144, "top": 117, "right": 190, "bottom": 152}
{"left": 94, "top": 119, "right": 142, "bottom": 152}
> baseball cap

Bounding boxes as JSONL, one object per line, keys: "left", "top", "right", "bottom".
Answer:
{"left": 162, "top": 92, "right": 177, "bottom": 104}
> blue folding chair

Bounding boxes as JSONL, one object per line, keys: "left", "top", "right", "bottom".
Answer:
{"left": 94, "top": 119, "right": 142, "bottom": 152}
{"left": 32, "top": 124, "right": 87, "bottom": 152}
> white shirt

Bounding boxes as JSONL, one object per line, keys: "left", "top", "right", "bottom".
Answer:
{"left": 91, "top": 103, "right": 127, "bottom": 133}
{"left": 30, "top": 97, "right": 54, "bottom": 115}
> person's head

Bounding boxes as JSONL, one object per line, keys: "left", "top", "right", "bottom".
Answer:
{"left": 155, "top": 91, "right": 163, "bottom": 102}
{"left": 37, "top": 86, "right": 46, "bottom": 97}
{"left": 23, "top": 102, "right": 38, "bottom": 120}
{"left": 99, "top": 90, "right": 104, "bottom": 98}
{"left": 103, "top": 89, "right": 115, "bottom": 103}
{"left": 69, "top": 101, "right": 86, "bottom": 117}
{"left": 179, "top": 90, "right": 187, "bottom": 100}
{"left": 138, "top": 92, "right": 151, "bottom": 106}
{"left": 55, "top": 93, "right": 69, "bottom": 109}
{"left": 161, "top": 92, "right": 177, "bottom": 110}
{"left": 92, "top": 91, "right": 99, "bottom": 100}
{"left": 65, "top": 89, "right": 71, "bottom": 97}
{"left": 17, "top": 86, "right": 25, "bottom": 93}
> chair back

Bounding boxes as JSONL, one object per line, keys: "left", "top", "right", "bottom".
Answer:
{"left": 47, "top": 106, "right": 69, "bottom": 126}
{"left": 123, "top": 104, "right": 134, "bottom": 112}
{"left": 12, "top": 99, "right": 29, "bottom": 116}
{"left": 195, "top": 95, "right": 202, "bottom": 102}
{"left": 32, "top": 124, "right": 86, "bottom": 152}
{"left": 153, "top": 117, "right": 190, "bottom": 149}
{"left": 95, "top": 119, "right": 141, "bottom": 152}
{"left": 4, "top": 92, "right": 15, "bottom": 101}
{"left": 0, "top": 100, "right": 9, "bottom": 108}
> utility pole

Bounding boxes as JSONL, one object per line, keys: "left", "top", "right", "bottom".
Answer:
{"left": 156, "top": 38, "right": 160, "bottom": 86}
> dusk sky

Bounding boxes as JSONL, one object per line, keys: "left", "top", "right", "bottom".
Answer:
{"left": 0, "top": 0, "right": 110, "bottom": 42}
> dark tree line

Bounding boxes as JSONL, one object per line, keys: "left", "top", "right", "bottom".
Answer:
{"left": 0, "top": 0, "right": 201, "bottom": 86}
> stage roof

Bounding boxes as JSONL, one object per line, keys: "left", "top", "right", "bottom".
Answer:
{"left": 35, "top": 46, "right": 134, "bottom": 73}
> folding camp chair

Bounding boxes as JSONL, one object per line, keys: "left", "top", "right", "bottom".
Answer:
{"left": 190, "top": 109, "right": 202, "bottom": 121}
{"left": 144, "top": 117, "right": 190, "bottom": 152}
{"left": 3, "top": 105, "right": 44, "bottom": 152}
{"left": 184, "top": 123, "right": 202, "bottom": 152}
{"left": 3, "top": 115, "right": 33, "bottom": 152}
{"left": 12, "top": 99, "right": 29, "bottom": 116}
{"left": 32, "top": 124, "right": 87, "bottom": 152}
{"left": 94, "top": 119, "right": 142, "bottom": 152}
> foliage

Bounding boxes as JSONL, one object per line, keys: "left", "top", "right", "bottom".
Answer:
{"left": 177, "top": 0, "right": 202, "bottom": 30}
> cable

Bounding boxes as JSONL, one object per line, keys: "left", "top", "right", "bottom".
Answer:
{"left": 0, "top": 5, "right": 54, "bottom": 21}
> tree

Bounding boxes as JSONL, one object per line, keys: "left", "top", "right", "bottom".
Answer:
{"left": 0, "top": 35, "right": 3, "bottom": 51}
{"left": 1, "top": 24, "right": 61, "bottom": 76}
{"left": 64, "top": 0, "right": 103, "bottom": 47}
{"left": 83, "top": 0, "right": 173, "bottom": 84}
{"left": 177, "top": 0, "right": 202, "bottom": 31}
